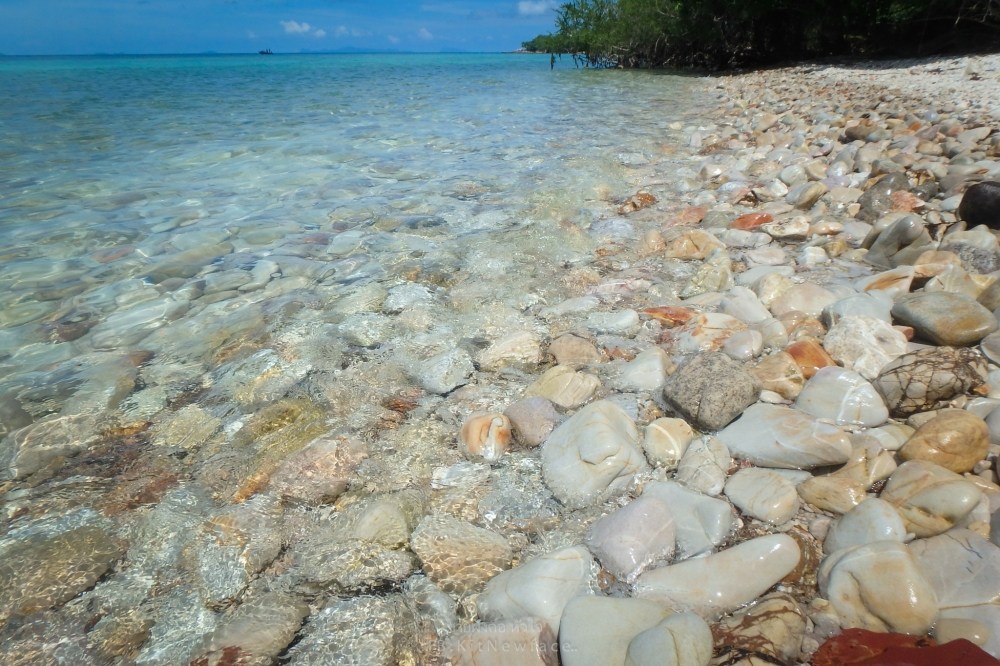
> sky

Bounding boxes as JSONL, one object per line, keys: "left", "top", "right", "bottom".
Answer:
{"left": 0, "top": 0, "right": 562, "bottom": 55}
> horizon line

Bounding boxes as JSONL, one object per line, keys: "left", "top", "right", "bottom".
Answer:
{"left": 0, "top": 49, "right": 537, "bottom": 58}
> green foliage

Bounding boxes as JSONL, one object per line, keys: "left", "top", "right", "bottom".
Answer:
{"left": 524, "top": 0, "right": 1000, "bottom": 69}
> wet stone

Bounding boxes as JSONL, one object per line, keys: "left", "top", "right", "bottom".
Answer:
{"left": 409, "top": 514, "right": 512, "bottom": 595}
{"left": 874, "top": 346, "right": 988, "bottom": 417}
{"left": 891, "top": 291, "right": 998, "bottom": 346}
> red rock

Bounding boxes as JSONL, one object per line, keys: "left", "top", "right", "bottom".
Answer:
{"left": 731, "top": 212, "right": 773, "bottom": 230}
{"left": 666, "top": 205, "right": 707, "bottom": 228}
{"left": 617, "top": 190, "right": 656, "bottom": 214}
{"left": 639, "top": 306, "right": 697, "bottom": 328}
{"left": 857, "top": 639, "right": 1000, "bottom": 666}
{"left": 812, "top": 628, "right": 933, "bottom": 666}
{"left": 785, "top": 338, "right": 836, "bottom": 379}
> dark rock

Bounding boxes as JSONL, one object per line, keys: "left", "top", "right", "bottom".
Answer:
{"left": 863, "top": 215, "right": 935, "bottom": 269}
{"left": 959, "top": 181, "right": 1000, "bottom": 229}
{"left": 874, "top": 347, "right": 988, "bottom": 417}
{"left": 663, "top": 352, "right": 760, "bottom": 431}
{"left": 858, "top": 172, "right": 911, "bottom": 222}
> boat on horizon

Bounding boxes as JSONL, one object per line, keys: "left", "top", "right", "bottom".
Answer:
{"left": 258, "top": 49, "right": 273, "bottom": 55}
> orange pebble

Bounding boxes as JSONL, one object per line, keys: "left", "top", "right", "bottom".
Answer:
{"left": 785, "top": 338, "right": 836, "bottom": 379}
{"left": 730, "top": 212, "right": 773, "bottom": 230}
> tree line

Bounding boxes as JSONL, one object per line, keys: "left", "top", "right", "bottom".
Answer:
{"left": 522, "top": 0, "right": 1000, "bottom": 69}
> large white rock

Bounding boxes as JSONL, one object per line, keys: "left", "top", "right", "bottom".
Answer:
{"left": 558, "top": 596, "right": 673, "bottom": 666}
{"left": 527, "top": 365, "right": 601, "bottom": 409}
{"left": 823, "top": 498, "right": 907, "bottom": 554}
{"left": 617, "top": 347, "right": 672, "bottom": 392}
{"left": 541, "top": 400, "right": 650, "bottom": 509}
{"left": 585, "top": 496, "right": 676, "bottom": 583}
{"left": 477, "top": 546, "right": 595, "bottom": 634}
{"left": 642, "top": 481, "right": 735, "bottom": 559}
{"left": 819, "top": 540, "right": 938, "bottom": 635}
{"left": 909, "top": 529, "right": 1000, "bottom": 609}
{"left": 880, "top": 460, "right": 983, "bottom": 537}
{"left": 675, "top": 436, "right": 731, "bottom": 497}
{"left": 716, "top": 403, "right": 852, "bottom": 469}
{"left": 624, "top": 613, "right": 713, "bottom": 666}
{"left": 633, "top": 534, "right": 801, "bottom": 618}
{"left": 822, "top": 315, "right": 908, "bottom": 379}
{"left": 724, "top": 467, "right": 800, "bottom": 525}
{"left": 793, "top": 367, "right": 889, "bottom": 427}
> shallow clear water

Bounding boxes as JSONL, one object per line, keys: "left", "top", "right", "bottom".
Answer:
{"left": 0, "top": 52, "right": 716, "bottom": 662}
{"left": 0, "top": 52, "right": 708, "bottom": 421}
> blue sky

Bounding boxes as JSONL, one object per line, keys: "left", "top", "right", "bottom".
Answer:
{"left": 0, "top": 0, "right": 561, "bottom": 55}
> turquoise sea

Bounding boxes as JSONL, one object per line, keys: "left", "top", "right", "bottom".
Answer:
{"left": 0, "top": 53, "right": 714, "bottom": 662}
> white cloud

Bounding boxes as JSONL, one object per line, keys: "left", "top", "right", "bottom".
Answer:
{"left": 417, "top": 27, "right": 433, "bottom": 40}
{"left": 281, "top": 20, "right": 312, "bottom": 34}
{"left": 335, "top": 25, "right": 371, "bottom": 38}
{"left": 517, "top": 0, "right": 557, "bottom": 16}
{"left": 281, "top": 20, "right": 326, "bottom": 38}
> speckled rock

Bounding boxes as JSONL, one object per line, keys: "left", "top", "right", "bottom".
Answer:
{"left": 818, "top": 540, "right": 938, "bottom": 635}
{"left": 633, "top": 534, "right": 801, "bottom": 618}
{"left": 410, "top": 514, "right": 512, "bottom": 595}
{"left": 540, "top": 400, "right": 649, "bottom": 509}
{"left": 898, "top": 408, "right": 990, "bottom": 473}
{"left": 874, "top": 347, "right": 988, "bottom": 417}
{"left": 891, "top": 292, "right": 997, "bottom": 346}
{"left": 662, "top": 352, "right": 760, "bottom": 431}
{"left": 477, "top": 545, "right": 595, "bottom": 633}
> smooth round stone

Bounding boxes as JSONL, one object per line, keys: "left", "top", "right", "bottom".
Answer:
{"left": 675, "top": 436, "right": 731, "bottom": 497}
{"left": 864, "top": 215, "right": 935, "bottom": 268}
{"left": 504, "top": 397, "right": 561, "bottom": 448}
{"left": 547, "top": 333, "right": 603, "bottom": 368}
{"left": 477, "top": 545, "right": 595, "bottom": 634}
{"left": 823, "top": 498, "right": 908, "bottom": 554}
{"left": 744, "top": 245, "right": 788, "bottom": 266}
{"left": 585, "top": 495, "right": 676, "bottom": 583}
{"left": 854, "top": 266, "right": 915, "bottom": 297}
{"left": 768, "top": 282, "right": 838, "bottom": 319}
{"left": 633, "top": 534, "right": 801, "bottom": 619}
{"left": 880, "top": 460, "right": 983, "bottom": 538}
{"left": 891, "top": 292, "right": 998, "bottom": 346}
{"left": 477, "top": 331, "right": 543, "bottom": 371}
{"left": 719, "top": 286, "right": 772, "bottom": 324}
{"left": 558, "top": 597, "right": 673, "bottom": 666}
{"left": 749, "top": 351, "right": 805, "bottom": 400}
{"left": 716, "top": 403, "right": 852, "bottom": 470}
{"left": 981, "top": 329, "right": 1000, "bottom": 364}
{"left": 415, "top": 348, "right": 474, "bottom": 395}
{"left": 540, "top": 400, "right": 649, "bottom": 509}
{"left": 939, "top": 605, "right": 1000, "bottom": 659}
{"left": 617, "top": 347, "right": 672, "bottom": 392}
{"left": 785, "top": 338, "right": 837, "bottom": 379}
{"left": 794, "top": 366, "right": 888, "bottom": 427}
{"left": 624, "top": 613, "right": 713, "bottom": 666}
{"left": 818, "top": 541, "right": 938, "bottom": 635}
{"left": 526, "top": 365, "right": 601, "bottom": 409}
{"left": 722, "top": 329, "right": 764, "bottom": 361}
{"left": 586, "top": 309, "right": 640, "bottom": 336}
{"left": 459, "top": 413, "right": 513, "bottom": 464}
{"left": 933, "top": 617, "right": 991, "bottom": 648}
{"left": 724, "top": 468, "right": 800, "bottom": 525}
{"left": 835, "top": 442, "right": 898, "bottom": 489}
{"left": 410, "top": 514, "right": 512, "bottom": 595}
{"left": 797, "top": 475, "right": 867, "bottom": 515}
{"left": 898, "top": 408, "right": 989, "bottom": 473}
{"left": 661, "top": 228, "right": 725, "bottom": 260}
{"left": 822, "top": 316, "right": 908, "bottom": 380}
{"left": 909, "top": 529, "right": 1000, "bottom": 610}
{"left": 642, "top": 418, "right": 695, "bottom": 471}
{"left": 642, "top": 481, "right": 735, "bottom": 559}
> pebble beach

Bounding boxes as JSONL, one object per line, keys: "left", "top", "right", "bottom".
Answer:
{"left": 4, "top": 52, "right": 1000, "bottom": 664}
